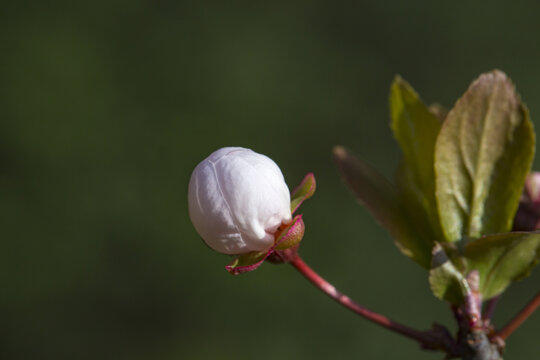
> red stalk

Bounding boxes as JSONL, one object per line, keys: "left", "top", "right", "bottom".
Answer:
{"left": 289, "top": 255, "right": 444, "bottom": 347}
{"left": 496, "top": 291, "right": 540, "bottom": 340}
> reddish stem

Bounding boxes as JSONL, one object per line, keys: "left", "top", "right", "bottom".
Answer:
{"left": 289, "top": 255, "right": 439, "bottom": 346}
{"left": 496, "top": 291, "right": 540, "bottom": 340}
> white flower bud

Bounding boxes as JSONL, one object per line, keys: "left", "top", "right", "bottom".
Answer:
{"left": 188, "top": 147, "right": 292, "bottom": 255}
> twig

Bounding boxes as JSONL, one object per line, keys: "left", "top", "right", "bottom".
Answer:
{"left": 289, "top": 255, "right": 456, "bottom": 353}
{"left": 496, "top": 291, "right": 540, "bottom": 340}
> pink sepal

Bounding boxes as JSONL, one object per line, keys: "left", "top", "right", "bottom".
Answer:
{"left": 225, "top": 215, "right": 305, "bottom": 275}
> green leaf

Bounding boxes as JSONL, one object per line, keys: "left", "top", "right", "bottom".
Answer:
{"left": 395, "top": 164, "right": 438, "bottom": 258}
{"left": 290, "top": 173, "right": 316, "bottom": 214}
{"left": 333, "top": 146, "right": 431, "bottom": 268}
{"left": 390, "top": 76, "right": 442, "bottom": 193}
{"left": 429, "top": 242, "right": 470, "bottom": 304}
{"left": 435, "top": 70, "right": 535, "bottom": 242}
{"left": 464, "top": 232, "right": 540, "bottom": 299}
{"left": 390, "top": 76, "right": 444, "bottom": 243}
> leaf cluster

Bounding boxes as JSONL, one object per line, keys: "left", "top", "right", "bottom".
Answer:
{"left": 334, "top": 70, "right": 540, "bottom": 303}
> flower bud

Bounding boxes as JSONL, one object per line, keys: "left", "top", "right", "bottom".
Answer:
{"left": 188, "top": 147, "right": 292, "bottom": 255}
{"left": 513, "top": 172, "right": 540, "bottom": 231}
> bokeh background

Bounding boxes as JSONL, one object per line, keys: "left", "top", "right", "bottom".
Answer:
{"left": 1, "top": 1, "right": 540, "bottom": 359}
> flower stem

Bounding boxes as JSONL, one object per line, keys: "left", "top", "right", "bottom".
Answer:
{"left": 289, "top": 255, "right": 451, "bottom": 349}
{"left": 496, "top": 291, "right": 540, "bottom": 340}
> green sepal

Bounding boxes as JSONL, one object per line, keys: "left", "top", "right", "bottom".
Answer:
{"left": 225, "top": 251, "right": 268, "bottom": 275}
{"left": 290, "top": 173, "right": 316, "bottom": 214}
{"left": 275, "top": 215, "right": 305, "bottom": 250}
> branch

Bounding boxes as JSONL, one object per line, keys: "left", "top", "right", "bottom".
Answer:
{"left": 496, "top": 291, "right": 540, "bottom": 340}
{"left": 289, "top": 255, "right": 458, "bottom": 354}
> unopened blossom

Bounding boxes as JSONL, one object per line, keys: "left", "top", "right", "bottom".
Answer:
{"left": 188, "top": 147, "right": 292, "bottom": 255}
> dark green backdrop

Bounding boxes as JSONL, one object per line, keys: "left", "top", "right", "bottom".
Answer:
{"left": 1, "top": 2, "right": 539, "bottom": 359}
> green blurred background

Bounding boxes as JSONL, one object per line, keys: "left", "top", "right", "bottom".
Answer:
{"left": 1, "top": 1, "right": 539, "bottom": 359}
